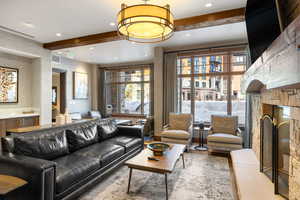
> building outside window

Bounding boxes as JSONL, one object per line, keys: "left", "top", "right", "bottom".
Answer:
{"left": 177, "top": 51, "right": 247, "bottom": 125}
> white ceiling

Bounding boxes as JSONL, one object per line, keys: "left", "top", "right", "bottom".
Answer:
{"left": 0, "top": 0, "right": 246, "bottom": 43}
{"left": 53, "top": 22, "right": 248, "bottom": 64}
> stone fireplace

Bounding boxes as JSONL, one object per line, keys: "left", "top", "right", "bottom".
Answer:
{"left": 251, "top": 88, "right": 300, "bottom": 199}
{"left": 241, "top": 14, "right": 300, "bottom": 199}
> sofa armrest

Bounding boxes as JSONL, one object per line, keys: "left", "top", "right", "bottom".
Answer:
{"left": 118, "top": 125, "right": 144, "bottom": 138}
{"left": 0, "top": 153, "right": 56, "bottom": 200}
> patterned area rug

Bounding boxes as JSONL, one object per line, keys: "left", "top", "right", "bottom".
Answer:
{"left": 79, "top": 152, "right": 233, "bottom": 200}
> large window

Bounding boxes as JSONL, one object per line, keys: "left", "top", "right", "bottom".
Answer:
{"left": 105, "top": 65, "right": 152, "bottom": 116}
{"left": 177, "top": 51, "right": 247, "bottom": 125}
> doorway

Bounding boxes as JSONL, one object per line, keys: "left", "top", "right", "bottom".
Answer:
{"left": 52, "top": 69, "right": 66, "bottom": 122}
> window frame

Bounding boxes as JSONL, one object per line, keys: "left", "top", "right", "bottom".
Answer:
{"left": 104, "top": 64, "right": 153, "bottom": 117}
{"left": 177, "top": 50, "right": 247, "bottom": 125}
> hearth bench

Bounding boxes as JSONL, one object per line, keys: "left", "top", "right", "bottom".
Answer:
{"left": 0, "top": 118, "right": 144, "bottom": 200}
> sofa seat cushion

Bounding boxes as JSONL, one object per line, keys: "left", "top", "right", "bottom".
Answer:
{"left": 107, "top": 136, "right": 142, "bottom": 152}
{"left": 74, "top": 141, "right": 125, "bottom": 167}
{"left": 207, "top": 133, "right": 242, "bottom": 144}
{"left": 161, "top": 130, "right": 190, "bottom": 139}
{"left": 54, "top": 154, "right": 100, "bottom": 194}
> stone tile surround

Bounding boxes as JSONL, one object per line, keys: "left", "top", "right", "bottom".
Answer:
{"left": 251, "top": 88, "right": 300, "bottom": 199}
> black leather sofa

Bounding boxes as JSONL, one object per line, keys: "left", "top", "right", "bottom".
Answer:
{"left": 0, "top": 118, "right": 144, "bottom": 200}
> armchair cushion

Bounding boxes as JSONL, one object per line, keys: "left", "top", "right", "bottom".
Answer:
{"left": 207, "top": 133, "right": 242, "bottom": 144}
{"left": 169, "top": 113, "right": 192, "bottom": 131}
{"left": 161, "top": 130, "right": 190, "bottom": 139}
{"left": 211, "top": 115, "right": 238, "bottom": 135}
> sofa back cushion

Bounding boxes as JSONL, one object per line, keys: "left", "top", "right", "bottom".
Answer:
{"left": 66, "top": 123, "right": 98, "bottom": 152}
{"left": 14, "top": 130, "right": 69, "bottom": 160}
{"left": 98, "top": 119, "right": 119, "bottom": 141}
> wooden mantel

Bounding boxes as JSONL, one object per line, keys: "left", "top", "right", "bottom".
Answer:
{"left": 242, "top": 14, "right": 300, "bottom": 93}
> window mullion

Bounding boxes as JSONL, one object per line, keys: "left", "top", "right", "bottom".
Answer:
{"left": 226, "top": 52, "right": 232, "bottom": 115}
{"left": 191, "top": 56, "right": 195, "bottom": 120}
{"left": 141, "top": 69, "right": 145, "bottom": 115}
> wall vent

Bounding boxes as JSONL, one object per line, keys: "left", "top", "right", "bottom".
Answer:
{"left": 52, "top": 55, "right": 61, "bottom": 64}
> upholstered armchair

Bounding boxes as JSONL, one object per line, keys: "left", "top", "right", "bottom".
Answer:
{"left": 207, "top": 115, "right": 243, "bottom": 153}
{"left": 161, "top": 113, "right": 193, "bottom": 151}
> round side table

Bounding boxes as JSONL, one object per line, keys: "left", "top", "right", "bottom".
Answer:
{"left": 0, "top": 175, "right": 27, "bottom": 199}
{"left": 194, "top": 124, "right": 208, "bottom": 151}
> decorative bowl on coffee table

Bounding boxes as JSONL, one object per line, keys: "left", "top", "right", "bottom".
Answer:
{"left": 147, "top": 142, "right": 170, "bottom": 156}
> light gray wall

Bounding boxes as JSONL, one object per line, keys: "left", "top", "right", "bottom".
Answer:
{"left": 52, "top": 57, "right": 93, "bottom": 115}
{"left": 0, "top": 52, "right": 33, "bottom": 109}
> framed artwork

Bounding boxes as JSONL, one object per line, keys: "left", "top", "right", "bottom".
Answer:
{"left": 73, "top": 72, "right": 88, "bottom": 99}
{"left": 0, "top": 66, "right": 18, "bottom": 103}
{"left": 52, "top": 86, "right": 57, "bottom": 105}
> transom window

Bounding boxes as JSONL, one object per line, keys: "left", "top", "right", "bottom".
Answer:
{"left": 104, "top": 65, "right": 152, "bottom": 116}
{"left": 177, "top": 51, "right": 247, "bottom": 125}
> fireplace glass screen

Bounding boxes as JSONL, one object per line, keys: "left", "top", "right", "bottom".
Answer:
{"left": 275, "top": 106, "right": 290, "bottom": 198}
{"left": 260, "top": 115, "right": 274, "bottom": 181}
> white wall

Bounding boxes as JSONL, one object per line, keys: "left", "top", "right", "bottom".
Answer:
{"left": 0, "top": 52, "right": 33, "bottom": 110}
{"left": 0, "top": 30, "right": 52, "bottom": 125}
{"left": 52, "top": 57, "right": 93, "bottom": 115}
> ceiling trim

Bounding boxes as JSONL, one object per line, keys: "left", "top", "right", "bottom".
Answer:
{"left": 43, "top": 8, "right": 245, "bottom": 50}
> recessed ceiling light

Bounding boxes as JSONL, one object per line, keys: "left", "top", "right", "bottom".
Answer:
{"left": 109, "top": 22, "right": 116, "bottom": 26}
{"left": 205, "top": 3, "right": 212, "bottom": 7}
{"left": 22, "top": 22, "right": 35, "bottom": 28}
{"left": 57, "top": 51, "right": 62, "bottom": 54}
{"left": 56, "top": 33, "right": 62, "bottom": 37}
{"left": 185, "top": 33, "right": 191, "bottom": 37}
{"left": 89, "top": 47, "right": 95, "bottom": 50}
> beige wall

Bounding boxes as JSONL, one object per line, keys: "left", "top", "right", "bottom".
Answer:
{"left": 0, "top": 52, "right": 33, "bottom": 109}
{"left": 52, "top": 57, "right": 93, "bottom": 115}
{"left": 153, "top": 47, "right": 164, "bottom": 136}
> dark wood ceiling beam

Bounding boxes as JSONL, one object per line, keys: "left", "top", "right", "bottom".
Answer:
{"left": 44, "top": 31, "right": 120, "bottom": 50}
{"left": 43, "top": 8, "right": 245, "bottom": 50}
{"left": 174, "top": 8, "right": 245, "bottom": 31}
